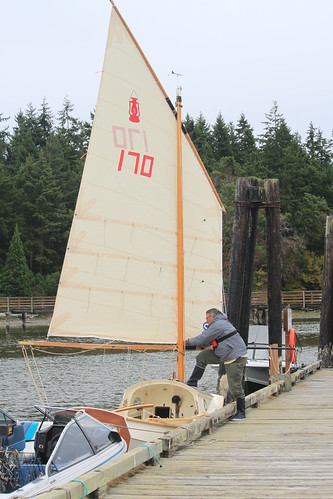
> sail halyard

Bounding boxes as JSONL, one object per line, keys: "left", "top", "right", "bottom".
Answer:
{"left": 176, "top": 87, "right": 185, "bottom": 382}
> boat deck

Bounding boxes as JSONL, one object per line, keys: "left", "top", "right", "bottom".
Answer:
{"left": 106, "top": 367, "right": 333, "bottom": 498}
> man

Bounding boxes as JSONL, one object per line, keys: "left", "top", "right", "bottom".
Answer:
{"left": 186, "top": 308, "right": 247, "bottom": 420}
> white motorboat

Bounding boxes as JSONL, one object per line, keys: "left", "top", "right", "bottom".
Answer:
{"left": 0, "top": 406, "right": 126, "bottom": 497}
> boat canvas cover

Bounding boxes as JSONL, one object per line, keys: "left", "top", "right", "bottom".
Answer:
{"left": 48, "top": 7, "right": 223, "bottom": 343}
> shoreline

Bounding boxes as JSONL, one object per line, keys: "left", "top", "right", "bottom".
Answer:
{"left": 0, "top": 312, "right": 52, "bottom": 328}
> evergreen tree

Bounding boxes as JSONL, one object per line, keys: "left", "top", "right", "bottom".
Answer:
{"left": 56, "top": 98, "right": 89, "bottom": 206}
{"left": 0, "top": 163, "right": 15, "bottom": 264}
{"left": 10, "top": 108, "right": 39, "bottom": 169}
{"left": 183, "top": 113, "right": 195, "bottom": 136}
{"left": 57, "top": 97, "right": 88, "bottom": 163}
{"left": 36, "top": 98, "right": 54, "bottom": 148}
{"left": 191, "top": 113, "right": 213, "bottom": 170}
{"left": 14, "top": 153, "right": 70, "bottom": 275}
{"left": 0, "top": 224, "right": 31, "bottom": 296}
{"left": 258, "top": 101, "right": 294, "bottom": 178}
{"left": 0, "top": 115, "right": 13, "bottom": 264}
{"left": 233, "top": 113, "right": 257, "bottom": 165}
{"left": 32, "top": 152, "right": 71, "bottom": 274}
{"left": 211, "top": 112, "right": 232, "bottom": 161}
{"left": 44, "top": 132, "right": 82, "bottom": 212}
{"left": 293, "top": 192, "right": 328, "bottom": 254}
{"left": 305, "top": 122, "right": 333, "bottom": 206}
{"left": 0, "top": 113, "right": 10, "bottom": 160}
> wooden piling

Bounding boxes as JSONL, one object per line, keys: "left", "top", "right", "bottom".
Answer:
{"left": 264, "top": 179, "right": 282, "bottom": 347}
{"left": 22, "top": 312, "right": 26, "bottom": 332}
{"left": 283, "top": 306, "right": 291, "bottom": 389}
{"left": 5, "top": 313, "right": 10, "bottom": 332}
{"left": 319, "top": 216, "right": 333, "bottom": 367}
{"left": 227, "top": 178, "right": 260, "bottom": 344}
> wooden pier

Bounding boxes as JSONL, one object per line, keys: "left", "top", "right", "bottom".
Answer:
{"left": 105, "top": 365, "right": 333, "bottom": 498}
{"left": 39, "top": 361, "right": 333, "bottom": 499}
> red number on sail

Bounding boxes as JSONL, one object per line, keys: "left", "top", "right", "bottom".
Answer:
{"left": 117, "top": 150, "right": 154, "bottom": 177}
{"left": 117, "top": 149, "right": 125, "bottom": 171}
{"left": 140, "top": 155, "right": 154, "bottom": 177}
{"left": 128, "top": 151, "right": 141, "bottom": 174}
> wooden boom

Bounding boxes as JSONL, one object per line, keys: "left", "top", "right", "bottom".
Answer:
{"left": 18, "top": 340, "right": 177, "bottom": 351}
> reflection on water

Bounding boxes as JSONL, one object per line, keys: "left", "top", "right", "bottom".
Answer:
{"left": 0, "top": 321, "right": 320, "bottom": 420}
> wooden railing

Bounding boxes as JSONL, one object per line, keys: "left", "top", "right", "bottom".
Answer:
{"left": 251, "top": 290, "right": 322, "bottom": 310}
{"left": 0, "top": 296, "right": 56, "bottom": 313}
{"left": 0, "top": 290, "right": 323, "bottom": 313}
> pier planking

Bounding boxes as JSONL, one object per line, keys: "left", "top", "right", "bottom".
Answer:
{"left": 105, "top": 367, "right": 333, "bottom": 498}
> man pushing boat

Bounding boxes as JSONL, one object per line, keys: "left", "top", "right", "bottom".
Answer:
{"left": 186, "top": 308, "right": 248, "bottom": 420}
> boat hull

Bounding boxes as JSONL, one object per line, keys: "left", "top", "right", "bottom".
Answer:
{"left": 116, "top": 379, "right": 224, "bottom": 442}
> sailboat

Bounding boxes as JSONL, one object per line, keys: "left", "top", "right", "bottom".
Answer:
{"left": 19, "top": 0, "right": 225, "bottom": 438}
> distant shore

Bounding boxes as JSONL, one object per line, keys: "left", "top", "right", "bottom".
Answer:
{"left": 292, "top": 309, "right": 320, "bottom": 320}
{"left": 0, "top": 309, "right": 320, "bottom": 329}
{"left": 0, "top": 312, "right": 52, "bottom": 328}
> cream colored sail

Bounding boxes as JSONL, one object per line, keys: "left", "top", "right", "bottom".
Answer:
{"left": 48, "top": 6, "right": 224, "bottom": 343}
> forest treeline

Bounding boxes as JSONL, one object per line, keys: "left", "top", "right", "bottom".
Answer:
{"left": 0, "top": 98, "right": 332, "bottom": 296}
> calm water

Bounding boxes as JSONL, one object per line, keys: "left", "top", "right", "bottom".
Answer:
{"left": 0, "top": 320, "right": 319, "bottom": 420}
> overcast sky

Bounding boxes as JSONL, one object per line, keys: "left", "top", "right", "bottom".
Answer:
{"left": 2, "top": 0, "right": 333, "bottom": 140}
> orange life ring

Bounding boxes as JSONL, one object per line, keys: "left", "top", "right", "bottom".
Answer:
{"left": 289, "top": 328, "right": 296, "bottom": 364}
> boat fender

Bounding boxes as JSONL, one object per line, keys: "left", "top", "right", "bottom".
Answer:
{"left": 289, "top": 328, "right": 296, "bottom": 364}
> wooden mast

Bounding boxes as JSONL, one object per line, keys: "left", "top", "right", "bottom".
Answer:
{"left": 176, "top": 86, "right": 185, "bottom": 382}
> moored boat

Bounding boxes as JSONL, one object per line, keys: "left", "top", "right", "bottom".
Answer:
{"left": 115, "top": 379, "right": 223, "bottom": 441}
{"left": 0, "top": 406, "right": 126, "bottom": 497}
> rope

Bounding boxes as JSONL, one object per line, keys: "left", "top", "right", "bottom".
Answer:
{"left": 284, "top": 362, "right": 291, "bottom": 375}
{"left": 136, "top": 443, "right": 162, "bottom": 467}
{"left": 268, "top": 346, "right": 294, "bottom": 375}
{"left": 30, "top": 347, "right": 49, "bottom": 405}
{"left": 295, "top": 366, "right": 323, "bottom": 382}
{"left": 71, "top": 478, "right": 88, "bottom": 498}
{"left": 21, "top": 346, "right": 47, "bottom": 405}
{"left": 268, "top": 346, "right": 280, "bottom": 376}
{"left": 168, "top": 346, "right": 178, "bottom": 379}
{"left": 32, "top": 347, "right": 97, "bottom": 356}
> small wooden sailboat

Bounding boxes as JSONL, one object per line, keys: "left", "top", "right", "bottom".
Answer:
{"left": 19, "top": 0, "right": 225, "bottom": 434}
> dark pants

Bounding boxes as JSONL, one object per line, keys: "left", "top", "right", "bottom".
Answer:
{"left": 195, "top": 349, "right": 247, "bottom": 399}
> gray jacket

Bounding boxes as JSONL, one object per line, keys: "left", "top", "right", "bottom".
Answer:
{"left": 187, "top": 312, "right": 247, "bottom": 363}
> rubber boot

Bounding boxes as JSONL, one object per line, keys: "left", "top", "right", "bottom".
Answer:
{"left": 231, "top": 396, "right": 246, "bottom": 420}
{"left": 187, "top": 365, "right": 205, "bottom": 387}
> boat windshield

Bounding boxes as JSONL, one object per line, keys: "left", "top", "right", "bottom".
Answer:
{"left": 48, "top": 413, "right": 118, "bottom": 474}
{"left": 49, "top": 418, "right": 93, "bottom": 473}
{"left": 0, "top": 409, "right": 16, "bottom": 426}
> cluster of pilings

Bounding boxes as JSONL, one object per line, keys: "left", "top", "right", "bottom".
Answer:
{"left": 227, "top": 178, "right": 282, "bottom": 348}
{"left": 227, "top": 178, "right": 333, "bottom": 368}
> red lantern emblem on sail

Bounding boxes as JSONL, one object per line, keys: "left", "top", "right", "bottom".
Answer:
{"left": 129, "top": 92, "right": 140, "bottom": 123}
